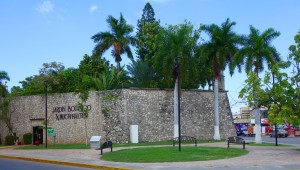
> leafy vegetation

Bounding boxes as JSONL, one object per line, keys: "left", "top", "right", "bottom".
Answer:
{"left": 136, "top": 2, "right": 160, "bottom": 61}
{"left": 5, "top": 135, "right": 16, "bottom": 145}
{"left": 0, "top": 71, "right": 9, "bottom": 97}
{"left": 23, "top": 133, "right": 33, "bottom": 145}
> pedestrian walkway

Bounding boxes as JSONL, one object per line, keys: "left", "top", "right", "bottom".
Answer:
{"left": 1, "top": 142, "right": 300, "bottom": 170}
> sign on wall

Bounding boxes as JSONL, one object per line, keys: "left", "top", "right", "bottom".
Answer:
{"left": 52, "top": 105, "right": 92, "bottom": 121}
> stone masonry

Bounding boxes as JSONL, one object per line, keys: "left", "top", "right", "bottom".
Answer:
{"left": 0, "top": 89, "right": 236, "bottom": 144}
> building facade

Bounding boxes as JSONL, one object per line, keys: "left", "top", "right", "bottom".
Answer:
{"left": 0, "top": 89, "right": 236, "bottom": 144}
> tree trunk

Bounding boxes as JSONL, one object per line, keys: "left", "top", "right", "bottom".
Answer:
{"left": 173, "top": 78, "right": 179, "bottom": 138}
{"left": 213, "top": 77, "right": 221, "bottom": 140}
{"left": 85, "top": 119, "right": 88, "bottom": 145}
{"left": 254, "top": 108, "right": 262, "bottom": 144}
{"left": 254, "top": 71, "right": 262, "bottom": 144}
{"left": 116, "top": 61, "right": 121, "bottom": 72}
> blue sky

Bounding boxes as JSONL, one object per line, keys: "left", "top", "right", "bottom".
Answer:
{"left": 1, "top": 0, "right": 300, "bottom": 113}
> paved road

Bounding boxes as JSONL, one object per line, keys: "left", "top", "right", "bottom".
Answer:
{"left": 0, "top": 157, "right": 93, "bottom": 170}
{"left": 242, "top": 136, "right": 300, "bottom": 146}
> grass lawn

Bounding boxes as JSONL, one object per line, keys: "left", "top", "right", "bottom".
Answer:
{"left": 15, "top": 144, "right": 90, "bottom": 150}
{"left": 101, "top": 146, "right": 248, "bottom": 163}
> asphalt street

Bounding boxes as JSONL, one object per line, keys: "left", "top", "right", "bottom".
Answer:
{"left": 241, "top": 136, "right": 300, "bottom": 146}
{"left": 0, "top": 157, "right": 93, "bottom": 170}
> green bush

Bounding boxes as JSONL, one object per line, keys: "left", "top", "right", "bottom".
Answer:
{"left": 5, "top": 135, "right": 15, "bottom": 145}
{"left": 0, "top": 134, "right": 2, "bottom": 145}
{"left": 23, "top": 133, "right": 32, "bottom": 145}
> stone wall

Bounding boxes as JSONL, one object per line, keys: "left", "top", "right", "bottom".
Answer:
{"left": 0, "top": 89, "right": 236, "bottom": 144}
{"left": 101, "top": 89, "right": 235, "bottom": 142}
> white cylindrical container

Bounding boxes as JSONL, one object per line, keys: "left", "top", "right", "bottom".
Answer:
{"left": 130, "top": 125, "right": 139, "bottom": 143}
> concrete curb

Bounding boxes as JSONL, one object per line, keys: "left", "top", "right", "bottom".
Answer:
{"left": 0, "top": 154, "right": 134, "bottom": 170}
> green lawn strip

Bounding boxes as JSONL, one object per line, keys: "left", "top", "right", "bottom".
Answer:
{"left": 101, "top": 146, "right": 248, "bottom": 163}
{"left": 15, "top": 144, "right": 90, "bottom": 150}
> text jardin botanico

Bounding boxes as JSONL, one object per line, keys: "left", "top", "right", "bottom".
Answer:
{"left": 52, "top": 105, "right": 92, "bottom": 121}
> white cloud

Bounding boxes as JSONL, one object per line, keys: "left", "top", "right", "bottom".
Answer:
{"left": 36, "top": 1, "right": 54, "bottom": 14}
{"left": 89, "top": 5, "right": 98, "bottom": 13}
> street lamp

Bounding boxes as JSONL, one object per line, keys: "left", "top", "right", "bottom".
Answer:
{"left": 173, "top": 57, "right": 181, "bottom": 152}
{"left": 271, "top": 71, "right": 278, "bottom": 146}
{"left": 45, "top": 80, "right": 48, "bottom": 149}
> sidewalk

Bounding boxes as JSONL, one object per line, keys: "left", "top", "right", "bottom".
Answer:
{"left": 1, "top": 142, "right": 300, "bottom": 170}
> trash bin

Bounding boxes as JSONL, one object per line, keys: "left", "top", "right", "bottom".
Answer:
{"left": 90, "top": 136, "right": 101, "bottom": 149}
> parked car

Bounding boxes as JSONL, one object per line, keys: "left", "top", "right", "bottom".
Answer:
{"left": 269, "top": 129, "right": 288, "bottom": 138}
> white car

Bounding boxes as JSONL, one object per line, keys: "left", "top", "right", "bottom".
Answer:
{"left": 270, "top": 129, "right": 288, "bottom": 138}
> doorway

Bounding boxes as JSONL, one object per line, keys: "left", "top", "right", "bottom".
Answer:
{"left": 33, "top": 126, "right": 43, "bottom": 144}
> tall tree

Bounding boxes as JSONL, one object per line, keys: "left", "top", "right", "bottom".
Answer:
{"left": 78, "top": 54, "right": 110, "bottom": 77}
{"left": 282, "top": 30, "right": 300, "bottom": 125}
{"left": 0, "top": 95, "right": 16, "bottom": 134}
{"left": 153, "top": 22, "right": 200, "bottom": 89}
{"left": 136, "top": 2, "right": 160, "bottom": 60}
{"left": 0, "top": 71, "right": 10, "bottom": 83}
{"left": 200, "top": 18, "right": 241, "bottom": 140}
{"left": 0, "top": 71, "right": 9, "bottom": 97}
{"left": 153, "top": 22, "right": 200, "bottom": 138}
{"left": 235, "top": 25, "right": 281, "bottom": 144}
{"left": 234, "top": 25, "right": 281, "bottom": 75}
{"left": 288, "top": 30, "right": 300, "bottom": 87}
{"left": 91, "top": 13, "right": 136, "bottom": 72}
{"left": 13, "top": 62, "right": 67, "bottom": 95}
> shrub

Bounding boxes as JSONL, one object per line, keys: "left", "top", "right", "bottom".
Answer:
{"left": 23, "top": 133, "right": 33, "bottom": 145}
{"left": 0, "top": 134, "right": 2, "bottom": 145}
{"left": 5, "top": 135, "right": 15, "bottom": 145}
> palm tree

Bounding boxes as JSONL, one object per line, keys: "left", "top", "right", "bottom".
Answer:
{"left": 153, "top": 22, "right": 200, "bottom": 138}
{"left": 235, "top": 25, "right": 281, "bottom": 76}
{"left": 127, "top": 59, "right": 156, "bottom": 88}
{"left": 91, "top": 13, "right": 136, "bottom": 72}
{"left": 93, "top": 67, "right": 127, "bottom": 91}
{"left": 200, "top": 18, "right": 241, "bottom": 140}
{"left": 153, "top": 22, "right": 200, "bottom": 88}
{"left": 234, "top": 25, "right": 280, "bottom": 144}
